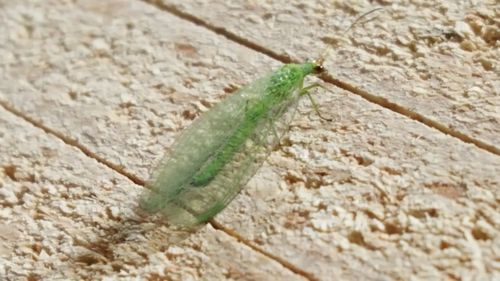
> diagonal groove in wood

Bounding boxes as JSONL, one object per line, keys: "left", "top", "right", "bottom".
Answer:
{"left": 142, "top": 0, "right": 500, "bottom": 157}
{"left": 0, "top": 99, "right": 145, "bottom": 186}
{"left": 0, "top": 99, "right": 314, "bottom": 280}
{"left": 209, "top": 220, "right": 319, "bottom": 281}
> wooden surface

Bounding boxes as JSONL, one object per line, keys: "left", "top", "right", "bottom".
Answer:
{"left": 0, "top": 0, "right": 498, "bottom": 280}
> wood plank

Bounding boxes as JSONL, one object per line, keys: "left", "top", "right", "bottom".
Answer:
{"left": 0, "top": 107, "right": 305, "bottom": 280}
{"left": 1, "top": 0, "right": 499, "bottom": 280}
{"left": 156, "top": 0, "right": 500, "bottom": 150}
{"left": 0, "top": 1, "right": 308, "bottom": 280}
{"left": 218, "top": 90, "right": 500, "bottom": 280}
{"left": 0, "top": 0, "right": 281, "bottom": 179}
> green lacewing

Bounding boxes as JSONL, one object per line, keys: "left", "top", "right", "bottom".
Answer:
{"left": 140, "top": 8, "right": 382, "bottom": 227}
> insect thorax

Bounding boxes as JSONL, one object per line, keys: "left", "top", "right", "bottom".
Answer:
{"left": 265, "top": 63, "right": 316, "bottom": 99}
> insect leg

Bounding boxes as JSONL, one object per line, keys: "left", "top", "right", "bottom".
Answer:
{"left": 264, "top": 115, "right": 280, "bottom": 142}
{"left": 266, "top": 99, "right": 299, "bottom": 145}
{"left": 299, "top": 83, "right": 333, "bottom": 121}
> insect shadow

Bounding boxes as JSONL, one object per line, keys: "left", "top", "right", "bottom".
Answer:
{"left": 42, "top": 203, "right": 201, "bottom": 280}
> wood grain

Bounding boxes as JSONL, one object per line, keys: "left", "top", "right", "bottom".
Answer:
{"left": 0, "top": 0, "right": 499, "bottom": 280}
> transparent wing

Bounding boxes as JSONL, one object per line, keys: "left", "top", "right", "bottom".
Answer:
{"left": 153, "top": 92, "right": 301, "bottom": 226}
{"left": 140, "top": 68, "right": 303, "bottom": 227}
{"left": 141, "top": 74, "right": 274, "bottom": 213}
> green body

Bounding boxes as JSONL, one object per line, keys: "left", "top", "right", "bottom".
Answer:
{"left": 141, "top": 63, "right": 318, "bottom": 225}
{"left": 192, "top": 63, "right": 316, "bottom": 186}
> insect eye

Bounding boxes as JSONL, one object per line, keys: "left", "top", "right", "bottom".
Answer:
{"left": 313, "top": 65, "right": 325, "bottom": 74}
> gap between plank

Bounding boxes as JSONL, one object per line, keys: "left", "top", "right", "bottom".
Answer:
{"left": 0, "top": 100, "right": 316, "bottom": 281}
{"left": 142, "top": 0, "right": 500, "bottom": 157}
{"left": 209, "top": 220, "right": 320, "bottom": 281}
{"left": 0, "top": 100, "right": 145, "bottom": 186}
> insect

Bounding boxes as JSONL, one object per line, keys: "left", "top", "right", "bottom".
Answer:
{"left": 140, "top": 8, "right": 382, "bottom": 227}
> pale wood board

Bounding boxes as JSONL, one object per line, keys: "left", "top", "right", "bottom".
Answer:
{"left": 160, "top": 0, "right": 500, "bottom": 150}
{"left": 0, "top": 0, "right": 499, "bottom": 280}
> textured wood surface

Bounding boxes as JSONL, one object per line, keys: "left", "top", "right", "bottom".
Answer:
{"left": 0, "top": 0, "right": 499, "bottom": 280}
{"left": 160, "top": 0, "right": 500, "bottom": 151}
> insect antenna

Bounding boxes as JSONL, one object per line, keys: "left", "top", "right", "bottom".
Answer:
{"left": 316, "top": 7, "right": 384, "bottom": 66}
{"left": 307, "top": 7, "right": 384, "bottom": 121}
